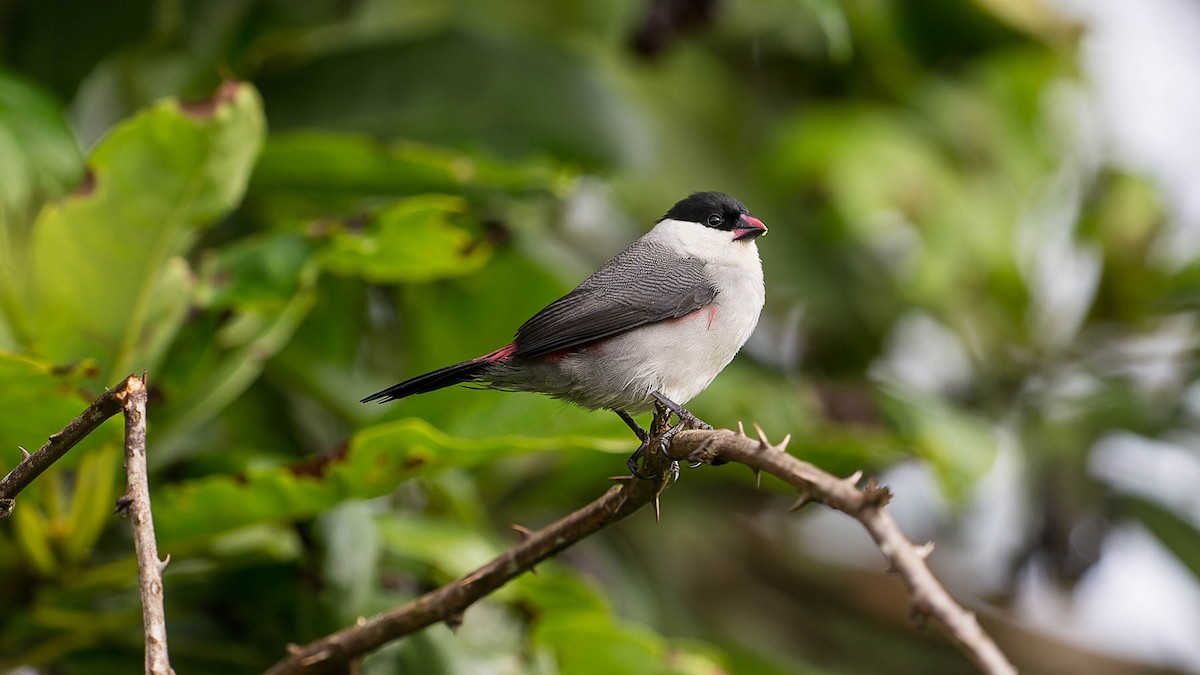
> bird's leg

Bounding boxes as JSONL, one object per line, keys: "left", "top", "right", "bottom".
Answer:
{"left": 652, "top": 402, "right": 682, "bottom": 485}
{"left": 651, "top": 392, "right": 711, "bottom": 468}
{"left": 650, "top": 392, "right": 714, "bottom": 430}
{"left": 615, "top": 409, "right": 654, "bottom": 480}
{"left": 615, "top": 409, "right": 648, "bottom": 442}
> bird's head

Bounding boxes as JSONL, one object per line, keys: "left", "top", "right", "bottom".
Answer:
{"left": 660, "top": 191, "right": 767, "bottom": 242}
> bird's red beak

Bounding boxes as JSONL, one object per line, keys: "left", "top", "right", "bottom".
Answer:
{"left": 733, "top": 215, "right": 767, "bottom": 241}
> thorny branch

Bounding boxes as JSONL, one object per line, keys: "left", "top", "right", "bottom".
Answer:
{"left": 0, "top": 374, "right": 174, "bottom": 674}
{"left": 118, "top": 376, "right": 174, "bottom": 675}
{"left": 263, "top": 411, "right": 681, "bottom": 675}
{"left": 266, "top": 419, "right": 1016, "bottom": 675}
{"left": 672, "top": 424, "right": 1017, "bottom": 675}
{"left": 0, "top": 380, "right": 127, "bottom": 520}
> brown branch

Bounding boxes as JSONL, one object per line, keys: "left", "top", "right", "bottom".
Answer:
{"left": 263, "top": 415, "right": 681, "bottom": 675}
{"left": 265, "top": 418, "right": 1014, "bottom": 675}
{"left": 671, "top": 425, "right": 1016, "bottom": 675}
{"left": 0, "top": 375, "right": 174, "bottom": 673}
{"left": 117, "top": 375, "right": 173, "bottom": 675}
{"left": 0, "top": 380, "right": 127, "bottom": 520}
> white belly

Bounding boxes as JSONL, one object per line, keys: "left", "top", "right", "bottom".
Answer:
{"left": 552, "top": 243, "right": 765, "bottom": 411}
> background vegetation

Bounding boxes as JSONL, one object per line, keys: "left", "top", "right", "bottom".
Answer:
{"left": 1, "top": 1, "right": 1198, "bottom": 673}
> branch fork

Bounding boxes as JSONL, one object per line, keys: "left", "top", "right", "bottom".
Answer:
{"left": 0, "top": 374, "right": 174, "bottom": 675}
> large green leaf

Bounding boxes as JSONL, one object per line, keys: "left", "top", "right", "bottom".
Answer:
{"left": 0, "top": 353, "right": 108, "bottom": 473}
{"left": 0, "top": 71, "right": 85, "bottom": 351}
{"left": 251, "top": 131, "right": 570, "bottom": 199}
{"left": 257, "top": 29, "right": 644, "bottom": 170}
{"left": 151, "top": 231, "right": 319, "bottom": 465}
{"left": 153, "top": 419, "right": 625, "bottom": 546}
{"left": 0, "top": 70, "right": 83, "bottom": 225}
{"left": 878, "top": 387, "right": 996, "bottom": 499}
{"left": 26, "top": 81, "right": 265, "bottom": 382}
{"left": 319, "top": 195, "right": 493, "bottom": 283}
{"left": 1124, "top": 497, "right": 1200, "bottom": 582}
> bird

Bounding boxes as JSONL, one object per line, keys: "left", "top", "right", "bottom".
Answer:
{"left": 362, "top": 191, "right": 767, "bottom": 477}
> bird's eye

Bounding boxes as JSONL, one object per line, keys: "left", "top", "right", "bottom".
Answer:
{"left": 707, "top": 214, "right": 724, "bottom": 227}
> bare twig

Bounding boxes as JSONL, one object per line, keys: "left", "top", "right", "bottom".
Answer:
{"left": 263, "top": 414, "right": 680, "bottom": 675}
{"left": 671, "top": 427, "right": 1016, "bottom": 675}
{"left": 119, "top": 375, "right": 173, "bottom": 675}
{"left": 0, "top": 374, "right": 174, "bottom": 673}
{"left": 0, "top": 381, "right": 127, "bottom": 520}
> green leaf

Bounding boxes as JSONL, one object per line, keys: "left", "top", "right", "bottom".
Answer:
{"left": 26, "top": 81, "right": 265, "bottom": 382}
{"left": 532, "top": 611, "right": 666, "bottom": 675}
{"left": 61, "top": 443, "right": 121, "bottom": 563}
{"left": 318, "top": 502, "right": 381, "bottom": 621}
{"left": 198, "top": 231, "right": 316, "bottom": 312}
{"left": 257, "top": 29, "right": 645, "bottom": 170}
{"left": 250, "top": 131, "right": 570, "bottom": 199}
{"left": 11, "top": 497, "right": 58, "bottom": 576}
{"left": 878, "top": 388, "right": 996, "bottom": 499}
{"left": 1124, "top": 497, "right": 1200, "bottom": 582}
{"left": 152, "top": 231, "right": 319, "bottom": 465}
{"left": 0, "top": 353, "right": 107, "bottom": 473}
{"left": 319, "top": 195, "right": 493, "bottom": 283}
{"left": 0, "top": 69, "right": 83, "bottom": 223}
{"left": 376, "top": 513, "right": 498, "bottom": 580}
{"left": 153, "top": 419, "right": 624, "bottom": 546}
{"left": 0, "top": 70, "right": 85, "bottom": 350}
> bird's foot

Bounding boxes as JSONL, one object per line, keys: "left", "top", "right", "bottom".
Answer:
{"left": 626, "top": 445, "right": 681, "bottom": 483}
{"left": 658, "top": 420, "right": 685, "bottom": 457}
{"left": 657, "top": 420, "right": 705, "bottom": 470}
{"left": 626, "top": 440, "right": 654, "bottom": 480}
{"left": 678, "top": 409, "right": 713, "bottom": 431}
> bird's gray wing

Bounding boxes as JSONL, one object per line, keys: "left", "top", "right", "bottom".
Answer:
{"left": 513, "top": 240, "right": 717, "bottom": 358}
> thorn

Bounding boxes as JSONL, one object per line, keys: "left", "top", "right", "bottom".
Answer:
{"left": 510, "top": 524, "right": 533, "bottom": 540}
{"left": 914, "top": 541, "right": 936, "bottom": 560}
{"left": 752, "top": 467, "right": 761, "bottom": 489}
{"left": 653, "top": 494, "right": 661, "bottom": 523}
{"left": 445, "top": 611, "right": 464, "bottom": 632}
{"left": 753, "top": 423, "right": 769, "bottom": 448}
{"left": 737, "top": 421, "right": 746, "bottom": 437}
{"left": 158, "top": 554, "right": 171, "bottom": 573}
{"left": 776, "top": 434, "right": 791, "bottom": 452}
{"left": 607, "top": 475, "right": 635, "bottom": 485}
{"left": 286, "top": 643, "right": 304, "bottom": 655}
{"left": 299, "top": 650, "right": 330, "bottom": 667}
{"left": 863, "top": 478, "right": 893, "bottom": 507}
{"left": 18, "top": 446, "right": 30, "bottom": 461}
{"left": 788, "top": 492, "right": 812, "bottom": 512}
{"left": 843, "top": 470, "right": 863, "bottom": 487}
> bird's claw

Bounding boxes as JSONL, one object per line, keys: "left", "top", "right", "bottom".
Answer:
{"left": 658, "top": 420, "right": 685, "bottom": 458}
{"left": 626, "top": 440, "right": 654, "bottom": 480}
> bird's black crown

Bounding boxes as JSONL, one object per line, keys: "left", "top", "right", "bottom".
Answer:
{"left": 660, "top": 191, "right": 750, "bottom": 231}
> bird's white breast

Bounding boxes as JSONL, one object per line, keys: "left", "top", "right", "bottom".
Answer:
{"left": 600, "top": 219, "right": 766, "bottom": 407}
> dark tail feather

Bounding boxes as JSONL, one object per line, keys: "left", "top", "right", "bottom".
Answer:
{"left": 361, "top": 345, "right": 515, "bottom": 404}
{"left": 360, "top": 360, "right": 489, "bottom": 404}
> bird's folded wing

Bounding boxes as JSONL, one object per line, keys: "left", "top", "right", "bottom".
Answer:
{"left": 513, "top": 240, "right": 717, "bottom": 358}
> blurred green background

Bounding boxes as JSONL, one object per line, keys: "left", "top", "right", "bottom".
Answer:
{"left": 2, "top": 0, "right": 1199, "bottom": 673}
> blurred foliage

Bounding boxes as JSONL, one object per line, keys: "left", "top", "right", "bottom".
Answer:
{"left": 0, "top": 0, "right": 1197, "bottom": 674}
